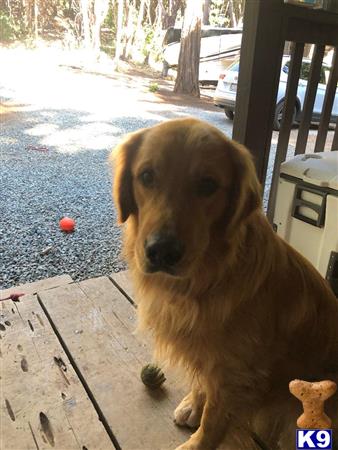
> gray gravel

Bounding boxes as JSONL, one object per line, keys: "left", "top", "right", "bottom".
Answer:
{"left": 1, "top": 133, "right": 124, "bottom": 288}
{"left": 0, "top": 46, "right": 233, "bottom": 289}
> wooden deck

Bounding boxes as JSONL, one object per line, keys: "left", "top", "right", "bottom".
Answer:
{"left": 0, "top": 273, "right": 190, "bottom": 450}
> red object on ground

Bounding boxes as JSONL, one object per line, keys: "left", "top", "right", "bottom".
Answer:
{"left": 59, "top": 217, "right": 76, "bottom": 232}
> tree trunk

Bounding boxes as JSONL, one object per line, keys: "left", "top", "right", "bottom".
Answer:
{"left": 93, "top": 0, "right": 109, "bottom": 59}
{"left": 136, "top": 0, "right": 146, "bottom": 32}
{"left": 203, "top": 0, "right": 211, "bottom": 26}
{"left": 135, "top": 0, "right": 146, "bottom": 36}
{"left": 234, "top": 0, "right": 245, "bottom": 27}
{"left": 154, "top": 0, "right": 164, "bottom": 31}
{"left": 34, "top": 0, "right": 38, "bottom": 40}
{"left": 304, "top": 43, "right": 314, "bottom": 58}
{"left": 114, "top": 0, "right": 124, "bottom": 69}
{"left": 174, "top": 0, "right": 203, "bottom": 97}
{"left": 23, "top": 0, "right": 34, "bottom": 35}
{"left": 124, "top": 0, "right": 136, "bottom": 59}
{"left": 145, "top": 0, "right": 152, "bottom": 25}
{"left": 228, "top": 0, "right": 237, "bottom": 28}
{"left": 165, "top": 0, "right": 183, "bottom": 28}
{"left": 81, "top": 0, "right": 92, "bottom": 50}
{"left": 128, "top": 0, "right": 145, "bottom": 59}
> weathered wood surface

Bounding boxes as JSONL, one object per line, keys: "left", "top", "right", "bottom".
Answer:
{"left": 0, "top": 275, "right": 73, "bottom": 300}
{"left": 39, "top": 276, "right": 190, "bottom": 450}
{"left": 110, "top": 270, "right": 134, "bottom": 301}
{"left": 0, "top": 293, "right": 113, "bottom": 450}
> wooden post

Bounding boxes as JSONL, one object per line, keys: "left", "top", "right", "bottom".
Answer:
{"left": 232, "top": 0, "right": 285, "bottom": 185}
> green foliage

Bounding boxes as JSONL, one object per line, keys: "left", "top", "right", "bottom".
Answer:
{"left": 149, "top": 82, "right": 159, "bottom": 92}
{"left": 209, "top": 0, "right": 229, "bottom": 27}
{"left": 101, "top": 0, "right": 117, "bottom": 57}
{"left": 209, "top": 0, "right": 245, "bottom": 27}
{"left": 61, "top": 0, "right": 76, "bottom": 19}
{"left": 0, "top": 11, "right": 19, "bottom": 41}
{"left": 103, "top": 0, "right": 116, "bottom": 34}
{"left": 100, "top": 41, "right": 115, "bottom": 57}
{"left": 142, "top": 26, "right": 154, "bottom": 57}
{"left": 0, "top": 11, "right": 13, "bottom": 41}
{"left": 142, "top": 25, "right": 164, "bottom": 64}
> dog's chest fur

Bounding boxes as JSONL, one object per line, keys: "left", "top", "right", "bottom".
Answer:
{"left": 136, "top": 277, "right": 274, "bottom": 387}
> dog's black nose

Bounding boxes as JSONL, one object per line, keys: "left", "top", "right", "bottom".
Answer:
{"left": 145, "top": 233, "right": 184, "bottom": 272}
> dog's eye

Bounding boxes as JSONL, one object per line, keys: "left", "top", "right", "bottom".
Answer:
{"left": 197, "top": 177, "right": 219, "bottom": 196}
{"left": 139, "top": 169, "right": 155, "bottom": 188}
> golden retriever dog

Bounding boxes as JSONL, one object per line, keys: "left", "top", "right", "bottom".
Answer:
{"left": 112, "top": 117, "right": 338, "bottom": 450}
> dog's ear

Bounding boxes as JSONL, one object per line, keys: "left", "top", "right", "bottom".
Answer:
{"left": 223, "top": 140, "right": 262, "bottom": 232}
{"left": 111, "top": 129, "right": 146, "bottom": 223}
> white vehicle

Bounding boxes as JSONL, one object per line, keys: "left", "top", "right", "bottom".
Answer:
{"left": 214, "top": 55, "right": 338, "bottom": 130}
{"left": 162, "top": 27, "right": 242, "bottom": 85}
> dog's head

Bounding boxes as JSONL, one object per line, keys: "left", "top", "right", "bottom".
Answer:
{"left": 112, "top": 118, "right": 261, "bottom": 278}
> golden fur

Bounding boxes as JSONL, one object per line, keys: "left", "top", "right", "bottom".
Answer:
{"left": 112, "top": 118, "right": 338, "bottom": 450}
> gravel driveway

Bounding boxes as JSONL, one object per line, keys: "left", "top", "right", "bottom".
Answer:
{"left": 0, "top": 46, "right": 232, "bottom": 289}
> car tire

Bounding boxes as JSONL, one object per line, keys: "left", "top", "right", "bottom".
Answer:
{"left": 224, "top": 109, "right": 234, "bottom": 120}
{"left": 273, "top": 100, "right": 297, "bottom": 131}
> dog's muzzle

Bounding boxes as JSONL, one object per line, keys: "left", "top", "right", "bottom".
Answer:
{"left": 144, "top": 232, "right": 184, "bottom": 274}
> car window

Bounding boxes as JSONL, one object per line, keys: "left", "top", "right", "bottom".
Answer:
{"left": 283, "top": 61, "right": 327, "bottom": 84}
{"left": 228, "top": 62, "right": 239, "bottom": 72}
{"left": 163, "top": 27, "right": 242, "bottom": 45}
{"left": 300, "top": 62, "right": 311, "bottom": 81}
{"left": 201, "top": 29, "right": 242, "bottom": 38}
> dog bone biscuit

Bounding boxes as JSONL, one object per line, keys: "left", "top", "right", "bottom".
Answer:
{"left": 289, "top": 379, "right": 337, "bottom": 429}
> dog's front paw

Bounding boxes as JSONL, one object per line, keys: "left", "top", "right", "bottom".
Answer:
{"left": 175, "top": 441, "right": 201, "bottom": 450}
{"left": 174, "top": 393, "right": 203, "bottom": 429}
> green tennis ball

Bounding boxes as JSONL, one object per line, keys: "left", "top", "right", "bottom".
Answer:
{"left": 140, "top": 364, "right": 166, "bottom": 389}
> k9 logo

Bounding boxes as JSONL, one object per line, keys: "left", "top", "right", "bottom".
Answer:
{"left": 296, "top": 429, "right": 332, "bottom": 449}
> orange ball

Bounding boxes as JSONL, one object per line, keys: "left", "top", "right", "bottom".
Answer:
{"left": 59, "top": 217, "right": 75, "bottom": 232}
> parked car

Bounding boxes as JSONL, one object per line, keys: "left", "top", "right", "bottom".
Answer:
{"left": 213, "top": 55, "right": 338, "bottom": 130}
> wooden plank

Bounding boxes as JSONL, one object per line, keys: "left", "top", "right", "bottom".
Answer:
{"left": 295, "top": 44, "right": 326, "bottom": 155}
{"left": 315, "top": 47, "right": 338, "bottom": 152}
{"left": 286, "top": 18, "right": 338, "bottom": 46}
{"left": 0, "top": 294, "right": 114, "bottom": 450}
{"left": 110, "top": 270, "right": 134, "bottom": 301}
{"left": 232, "top": 0, "right": 285, "bottom": 185}
{"left": 39, "top": 278, "right": 190, "bottom": 450}
{"left": 267, "top": 42, "right": 304, "bottom": 222}
{"left": 283, "top": 2, "right": 338, "bottom": 25}
{"left": 82, "top": 275, "right": 137, "bottom": 335}
{"left": 79, "top": 277, "right": 185, "bottom": 401}
{"left": 0, "top": 275, "right": 73, "bottom": 300}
